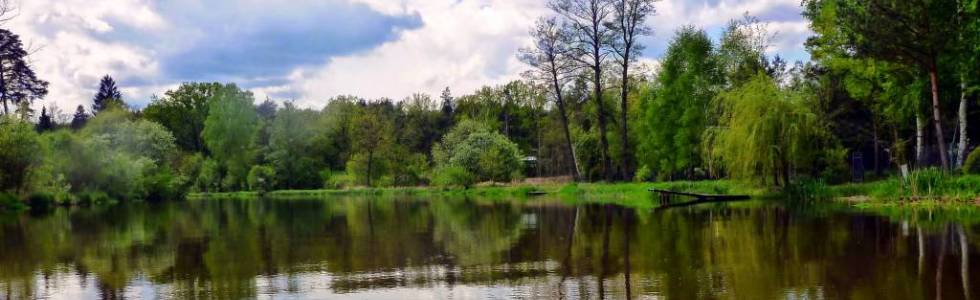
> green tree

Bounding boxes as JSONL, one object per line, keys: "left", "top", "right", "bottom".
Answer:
{"left": 0, "top": 29, "right": 48, "bottom": 115}
{"left": 0, "top": 116, "right": 40, "bottom": 193}
{"left": 433, "top": 120, "right": 523, "bottom": 183}
{"left": 609, "top": 0, "right": 657, "bottom": 180}
{"left": 247, "top": 165, "right": 276, "bottom": 192}
{"left": 144, "top": 82, "right": 227, "bottom": 152}
{"left": 707, "top": 73, "right": 828, "bottom": 186}
{"left": 819, "top": 0, "right": 970, "bottom": 170}
{"left": 202, "top": 84, "right": 259, "bottom": 191}
{"left": 638, "top": 26, "right": 720, "bottom": 179}
{"left": 348, "top": 104, "right": 394, "bottom": 187}
{"left": 267, "top": 102, "right": 322, "bottom": 189}
{"left": 92, "top": 75, "right": 125, "bottom": 114}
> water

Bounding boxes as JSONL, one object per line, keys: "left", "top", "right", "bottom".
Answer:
{"left": 0, "top": 196, "right": 977, "bottom": 299}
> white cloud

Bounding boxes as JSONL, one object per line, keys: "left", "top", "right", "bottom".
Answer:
{"left": 5, "top": 0, "right": 812, "bottom": 112}
{"left": 292, "top": 0, "right": 548, "bottom": 108}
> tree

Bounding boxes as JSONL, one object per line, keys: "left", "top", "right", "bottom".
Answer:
{"left": 609, "top": 0, "right": 657, "bottom": 180}
{"left": 144, "top": 82, "right": 226, "bottom": 152}
{"left": 707, "top": 73, "right": 828, "bottom": 186}
{"left": 267, "top": 102, "right": 321, "bottom": 189}
{"left": 36, "top": 106, "right": 53, "bottom": 132}
{"left": 828, "top": 0, "right": 969, "bottom": 170}
{"left": 92, "top": 75, "right": 124, "bottom": 114}
{"left": 0, "top": 29, "right": 48, "bottom": 115}
{"left": 0, "top": 116, "right": 40, "bottom": 193}
{"left": 520, "top": 16, "right": 581, "bottom": 180}
{"left": 639, "top": 27, "right": 721, "bottom": 179}
{"left": 432, "top": 120, "right": 523, "bottom": 183}
{"left": 202, "top": 84, "right": 259, "bottom": 191}
{"left": 550, "top": 0, "right": 616, "bottom": 181}
{"left": 70, "top": 105, "right": 88, "bottom": 130}
{"left": 348, "top": 104, "right": 394, "bottom": 187}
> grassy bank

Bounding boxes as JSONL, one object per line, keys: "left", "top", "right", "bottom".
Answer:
{"left": 189, "top": 173, "right": 980, "bottom": 209}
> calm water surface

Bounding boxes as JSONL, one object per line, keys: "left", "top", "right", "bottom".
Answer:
{"left": 0, "top": 196, "right": 977, "bottom": 299}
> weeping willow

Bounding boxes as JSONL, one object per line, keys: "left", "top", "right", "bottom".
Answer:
{"left": 706, "top": 73, "right": 828, "bottom": 186}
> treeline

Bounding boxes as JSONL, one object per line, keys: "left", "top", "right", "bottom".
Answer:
{"left": 1, "top": 0, "right": 979, "bottom": 205}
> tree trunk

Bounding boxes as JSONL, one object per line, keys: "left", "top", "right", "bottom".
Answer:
{"left": 873, "top": 120, "right": 882, "bottom": 176}
{"left": 928, "top": 66, "right": 950, "bottom": 170}
{"left": 366, "top": 151, "right": 374, "bottom": 187}
{"left": 619, "top": 59, "right": 631, "bottom": 181}
{"left": 553, "top": 75, "right": 581, "bottom": 181}
{"left": 917, "top": 114, "right": 927, "bottom": 167}
{"left": 957, "top": 77, "right": 969, "bottom": 168}
{"left": 594, "top": 64, "right": 613, "bottom": 182}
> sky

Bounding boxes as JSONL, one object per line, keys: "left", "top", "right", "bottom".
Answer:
{"left": 8, "top": 0, "right": 813, "bottom": 113}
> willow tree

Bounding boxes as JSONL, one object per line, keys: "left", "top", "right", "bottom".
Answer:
{"left": 707, "top": 74, "right": 826, "bottom": 186}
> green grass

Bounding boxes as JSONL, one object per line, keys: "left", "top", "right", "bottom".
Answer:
{"left": 190, "top": 173, "right": 980, "bottom": 209}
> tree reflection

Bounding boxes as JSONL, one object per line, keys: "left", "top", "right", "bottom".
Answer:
{"left": 0, "top": 197, "right": 977, "bottom": 298}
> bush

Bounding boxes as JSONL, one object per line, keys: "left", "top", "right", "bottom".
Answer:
{"left": 431, "top": 166, "right": 476, "bottom": 188}
{"left": 323, "top": 171, "right": 354, "bottom": 189}
{"left": 432, "top": 120, "right": 523, "bottom": 183}
{"left": 76, "top": 190, "right": 112, "bottom": 206}
{"left": 964, "top": 148, "right": 980, "bottom": 175}
{"left": 634, "top": 165, "right": 654, "bottom": 182}
{"left": 247, "top": 165, "right": 276, "bottom": 192}
{"left": 0, "top": 116, "right": 41, "bottom": 192}
{"left": 0, "top": 192, "right": 24, "bottom": 211}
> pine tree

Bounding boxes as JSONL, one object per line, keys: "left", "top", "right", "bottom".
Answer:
{"left": 0, "top": 29, "right": 48, "bottom": 115}
{"left": 70, "top": 105, "right": 89, "bottom": 130}
{"left": 36, "top": 106, "right": 53, "bottom": 132}
{"left": 92, "top": 75, "right": 124, "bottom": 114}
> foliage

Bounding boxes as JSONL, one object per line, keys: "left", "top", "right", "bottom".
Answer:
{"left": 431, "top": 166, "right": 476, "bottom": 188}
{"left": 247, "top": 165, "right": 276, "bottom": 192}
{"left": 707, "top": 73, "right": 829, "bottom": 186}
{"left": 965, "top": 148, "right": 980, "bottom": 175}
{"left": 638, "top": 27, "right": 721, "bottom": 179}
{"left": 144, "top": 83, "right": 228, "bottom": 152}
{"left": 92, "top": 75, "right": 125, "bottom": 114}
{"left": 0, "top": 116, "right": 40, "bottom": 193}
{"left": 267, "top": 102, "right": 322, "bottom": 189}
{"left": 433, "top": 120, "right": 523, "bottom": 183}
{"left": 0, "top": 28, "right": 49, "bottom": 115}
{"left": 202, "top": 84, "right": 259, "bottom": 191}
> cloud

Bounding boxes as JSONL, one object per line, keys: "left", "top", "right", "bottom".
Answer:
{"left": 7, "top": 0, "right": 812, "bottom": 112}
{"left": 10, "top": 0, "right": 420, "bottom": 109}
{"left": 290, "top": 0, "right": 548, "bottom": 107}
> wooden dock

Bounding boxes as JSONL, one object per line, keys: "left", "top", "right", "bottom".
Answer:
{"left": 649, "top": 188, "right": 750, "bottom": 208}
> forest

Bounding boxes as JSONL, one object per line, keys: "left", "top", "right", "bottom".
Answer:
{"left": 0, "top": 0, "right": 979, "bottom": 208}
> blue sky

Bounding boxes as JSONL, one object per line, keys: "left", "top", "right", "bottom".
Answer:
{"left": 10, "top": 0, "right": 812, "bottom": 113}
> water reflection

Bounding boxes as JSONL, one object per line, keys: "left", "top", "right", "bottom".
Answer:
{"left": 0, "top": 197, "right": 977, "bottom": 299}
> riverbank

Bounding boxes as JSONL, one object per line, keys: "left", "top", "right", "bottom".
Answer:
{"left": 189, "top": 174, "right": 980, "bottom": 209}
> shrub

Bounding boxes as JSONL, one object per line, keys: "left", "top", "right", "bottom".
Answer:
{"left": 0, "top": 192, "right": 24, "bottom": 211}
{"left": 247, "top": 165, "right": 276, "bottom": 192}
{"left": 634, "top": 165, "right": 654, "bottom": 182}
{"left": 432, "top": 120, "right": 523, "bottom": 183}
{"left": 323, "top": 171, "right": 354, "bottom": 189}
{"left": 964, "top": 148, "right": 980, "bottom": 175}
{"left": 0, "top": 116, "right": 41, "bottom": 192}
{"left": 431, "top": 166, "right": 476, "bottom": 188}
{"left": 903, "top": 168, "right": 948, "bottom": 197}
